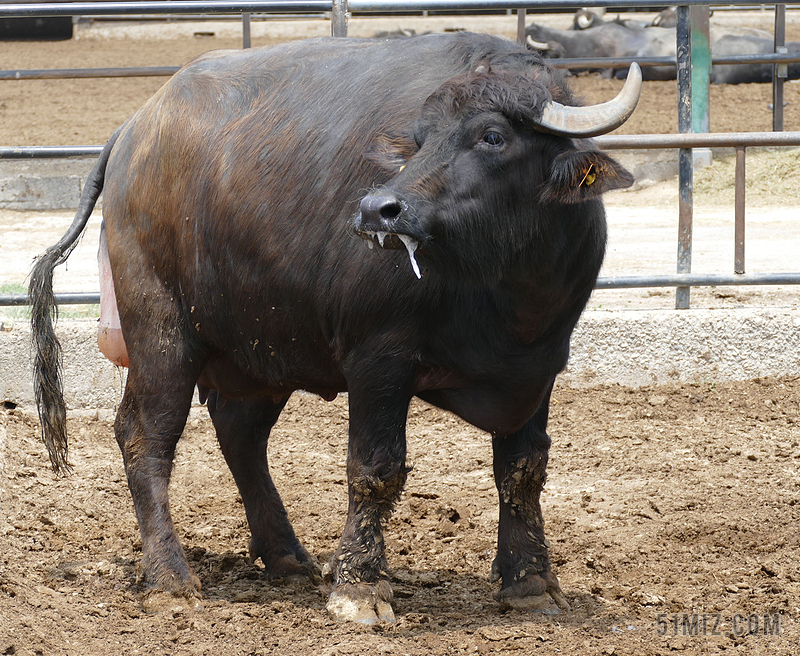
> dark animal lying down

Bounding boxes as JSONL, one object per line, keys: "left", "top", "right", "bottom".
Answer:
{"left": 30, "top": 32, "right": 640, "bottom": 624}
{"left": 525, "top": 20, "right": 676, "bottom": 80}
{"left": 711, "top": 35, "right": 800, "bottom": 84}
{"left": 529, "top": 11, "right": 796, "bottom": 84}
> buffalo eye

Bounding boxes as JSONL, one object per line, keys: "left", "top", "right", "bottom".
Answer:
{"left": 482, "top": 131, "right": 505, "bottom": 147}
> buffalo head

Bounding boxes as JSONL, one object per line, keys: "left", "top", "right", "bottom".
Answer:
{"left": 353, "top": 62, "right": 640, "bottom": 281}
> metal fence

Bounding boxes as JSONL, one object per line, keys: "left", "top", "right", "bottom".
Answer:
{"left": 4, "top": 52, "right": 800, "bottom": 81}
{"left": 1, "top": 0, "right": 799, "bottom": 309}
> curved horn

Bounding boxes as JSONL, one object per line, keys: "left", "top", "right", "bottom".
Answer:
{"left": 536, "top": 62, "right": 642, "bottom": 138}
{"left": 526, "top": 35, "right": 551, "bottom": 50}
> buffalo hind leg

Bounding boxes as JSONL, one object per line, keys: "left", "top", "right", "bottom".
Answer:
{"left": 115, "top": 367, "right": 200, "bottom": 597}
{"left": 491, "top": 382, "right": 569, "bottom": 613}
{"left": 325, "top": 355, "right": 412, "bottom": 625}
{"left": 206, "top": 391, "right": 318, "bottom": 581}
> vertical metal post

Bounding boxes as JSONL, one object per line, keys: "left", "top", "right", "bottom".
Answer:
{"left": 690, "top": 6, "right": 712, "bottom": 169}
{"left": 242, "top": 12, "right": 251, "bottom": 49}
{"left": 734, "top": 147, "right": 746, "bottom": 274}
{"left": 676, "top": 6, "right": 693, "bottom": 309}
{"left": 690, "top": 6, "right": 710, "bottom": 135}
{"left": 773, "top": 4, "right": 786, "bottom": 131}
{"left": 331, "top": 0, "right": 348, "bottom": 38}
{"left": 517, "top": 9, "right": 526, "bottom": 47}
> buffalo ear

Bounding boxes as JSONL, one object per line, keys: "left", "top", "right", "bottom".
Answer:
{"left": 364, "top": 133, "right": 418, "bottom": 173}
{"left": 541, "top": 150, "right": 634, "bottom": 205}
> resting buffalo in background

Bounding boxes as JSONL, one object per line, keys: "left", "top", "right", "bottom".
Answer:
{"left": 530, "top": 10, "right": 788, "bottom": 84}
{"left": 525, "top": 19, "right": 675, "bottom": 79}
{"left": 650, "top": 7, "right": 678, "bottom": 29}
{"left": 526, "top": 19, "right": 652, "bottom": 62}
{"left": 571, "top": 7, "right": 651, "bottom": 31}
{"left": 30, "top": 33, "right": 640, "bottom": 624}
{"left": 712, "top": 35, "right": 800, "bottom": 84}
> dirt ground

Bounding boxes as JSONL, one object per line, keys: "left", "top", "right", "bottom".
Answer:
{"left": 2, "top": 12, "right": 800, "bottom": 656}
{"left": 2, "top": 379, "right": 799, "bottom": 655}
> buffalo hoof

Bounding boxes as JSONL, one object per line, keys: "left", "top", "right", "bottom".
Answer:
{"left": 491, "top": 564, "right": 570, "bottom": 615}
{"left": 262, "top": 552, "right": 321, "bottom": 584}
{"left": 326, "top": 581, "right": 395, "bottom": 625}
{"left": 497, "top": 589, "right": 569, "bottom": 614}
{"left": 141, "top": 590, "right": 204, "bottom": 614}
{"left": 251, "top": 540, "right": 321, "bottom": 583}
{"left": 138, "top": 556, "right": 202, "bottom": 598}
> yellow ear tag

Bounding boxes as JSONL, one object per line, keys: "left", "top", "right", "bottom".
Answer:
{"left": 579, "top": 164, "right": 597, "bottom": 187}
{"left": 398, "top": 165, "right": 406, "bottom": 172}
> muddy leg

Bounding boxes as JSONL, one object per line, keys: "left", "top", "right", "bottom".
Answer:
{"left": 325, "top": 358, "right": 412, "bottom": 625}
{"left": 116, "top": 367, "right": 200, "bottom": 596}
{"left": 491, "top": 382, "right": 569, "bottom": 613}
{"left": 207, "top": 392, "right": 318, "bottom": 581}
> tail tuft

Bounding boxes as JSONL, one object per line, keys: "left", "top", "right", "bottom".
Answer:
{"left": 27, "top": 126, "right": 121, "bottom": 475}
{"left": 29, "top": 248, "right": 72, "bottom": 475}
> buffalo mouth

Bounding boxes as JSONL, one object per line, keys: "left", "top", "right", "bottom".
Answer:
{"left": 358, "top": 230, "right": 404, "bottom": 250}
{"left": 356, "top": 228, "right": 423, "bottom": 279}
{"left": 354, "top": 190, "right": 427, "bottom": 279}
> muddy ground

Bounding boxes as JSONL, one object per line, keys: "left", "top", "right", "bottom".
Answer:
{"left": 2, "top": 379, "right": 800, "bottom": 655}
{"left": 2, "top": 11, "right": 800, "bottom": 656}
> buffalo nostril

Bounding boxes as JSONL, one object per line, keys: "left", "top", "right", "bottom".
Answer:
{"left": 380, "top": 202, "right": 402, "bottom": 220}
{"left": 360, "top": 193, "right": 402, "bottom": 223}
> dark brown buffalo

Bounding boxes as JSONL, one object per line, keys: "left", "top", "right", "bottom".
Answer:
{"left": 30, "top": 33, "right": 640, "bottom": 624}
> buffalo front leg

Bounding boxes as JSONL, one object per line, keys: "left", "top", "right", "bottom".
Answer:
{"left": 491, "top": 383, "right": 569, "bottom": 613}
{"left": 325, "top": 359, "right": 412, "bottom": 625}
{"left": 207, "top": 392, "right": 319, "bottom": 581}
{"left": 115, "top": 363, "right": 201, "bottom": 597}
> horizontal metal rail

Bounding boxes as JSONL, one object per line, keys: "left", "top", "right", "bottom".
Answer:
{"left": 0, "top": 1, "right": 331, "bottom": 17}
{"left": 550, "top": 52, "right": 800, "bottom": 69}
{"left": 4, "top": 132, "right": 799, "bottom": 160}
{"left": 0, "top": 293, "right": 100, "bottom": 306}
{"left": 4, "top": 51, "right": 799, "bottom": 82}
{"left": 714, "top": 4, "right": 800, "bottom": 9}
{"left": 596, "top": 273, "right": 800, "bottom": 289}
{"left": 0, "top": 0, "right": 783, "bottom": 18}
{"left": 66, "top": 3, "right": 800, "bottom": 12}
{"left": 351, "top": 0, "right": 787, "bottom": 8}
{"left": 0, "top": 146, "right": 104, "bottom": 159}
{"left": 76, "top": 12, "right": 328, "bottom": 21}
{"left": 6, "top": 273, "right": 800, "bottom": 306}
{"left": 0, "top": 67, "right": 181, "bottom": 81}
{"left": 596, "top": 131, "right": 800, "bottom": 149}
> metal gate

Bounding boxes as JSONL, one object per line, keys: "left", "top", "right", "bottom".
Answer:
{"left": 1, "top": 0, "right": 799, "bottom": 309}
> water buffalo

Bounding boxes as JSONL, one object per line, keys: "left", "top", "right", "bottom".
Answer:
{"left": 30, "top": 32, "right": 640, "bottom": 624}
{"left": 617, "top": 25, "right": 777, "bottom": 82}
{"left": 527, "top": 19, "right": 652, "bottom": 61}
{"left": 526, "top": 19, "right": 675, "bottom": 79}
{"left": 711, "top": 34, "right": 800, "bottom": 84}
{"left": 530, "top": 11, "right": 783, "bottom": 84}
{"left": 571, "top": 8, "right": 651, "bottom": 31}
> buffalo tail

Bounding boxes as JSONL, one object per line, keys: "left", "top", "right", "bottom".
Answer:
{"left": 28, "top": 128, "right": 121, "bottom": 475}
